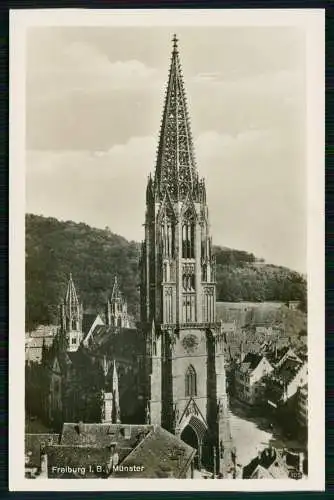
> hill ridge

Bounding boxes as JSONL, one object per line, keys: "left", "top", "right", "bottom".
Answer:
{"left": 25, "top": 214, "right": 307, "bottom": 331}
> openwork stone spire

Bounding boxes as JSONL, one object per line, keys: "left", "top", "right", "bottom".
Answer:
{"left": 64, "top": 273, "right": 79, "bottom": 309}
{"left": 154, "top": 34, "right": 197, "bottom": 201}
{"left": 111, "top": 275, "right": 121, "bottom": 300}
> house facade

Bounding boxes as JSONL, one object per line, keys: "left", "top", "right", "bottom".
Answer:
{"left": 234, "top": 353, "right": 274, "bottom": 405}
{"left": 266, "top": 356, "right": 308, "bottom": 409}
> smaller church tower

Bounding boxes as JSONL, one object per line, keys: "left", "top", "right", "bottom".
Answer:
{"left": 60, "top": 273, "right": 83, "bottom": 352}
{"left": 106, "top": 276, "right": 130, "bottom": 328}
{"left": 101, "top": 359, "right": 121, "bottom": 424}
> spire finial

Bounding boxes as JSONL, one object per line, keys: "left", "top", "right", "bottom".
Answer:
{"left": 172, "top": 33, "right": 178, "bottom": 52}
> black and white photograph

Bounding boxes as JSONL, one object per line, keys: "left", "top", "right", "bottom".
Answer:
{"left": 9, "top": 9, "right": 324, "bottom": 491}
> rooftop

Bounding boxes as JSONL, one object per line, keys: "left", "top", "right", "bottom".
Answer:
{"left": 112, "top": 425, "right": 196, "bottom": 478}
{"left": 274, "top": 357, "right": 305, "bottom": 385}
{"left": 60, "top": 423, "right": 153, "bottom": 450}
{"left": 239, "top": 352, "right": 264, "bottom": 373}
{"left": 46, "top": 445, "right": 111, "bottom": 478}
{"left": 89, "top": 325, "right": 145, "bottom": 360}
{"left": 242, "top": 447, "right": 290, "bottom": 479}
{"left": 82, "top": 313, "right": 100, "bottom": 335}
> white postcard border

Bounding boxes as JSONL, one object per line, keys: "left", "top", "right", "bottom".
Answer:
{"left": 9, "top": 8, "right": 325, "bottom": 492}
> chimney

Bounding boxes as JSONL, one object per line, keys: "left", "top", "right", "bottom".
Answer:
{"left": 78, "top": 421, "right": 84, "bottom": 434}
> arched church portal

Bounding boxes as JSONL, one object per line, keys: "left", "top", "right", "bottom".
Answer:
{"left": 180, "top": 415, "right": 208, "bottom": 471}
{"left": 181, "top": 425, "right": 199, "bottom": 469}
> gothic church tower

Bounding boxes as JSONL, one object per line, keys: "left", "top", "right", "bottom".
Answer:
{"left": 60, "top": 273, "right": 83, "bottom": 352}
{"left": 106, "top": 276, "right": 130, "bottom": 328}
{"left": 140, "top": 36, "right": 234, "bottom": 475}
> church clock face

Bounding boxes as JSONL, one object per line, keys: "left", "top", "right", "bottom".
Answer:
{"left": 181, "top": 333, "right": 200, "bottom": 354}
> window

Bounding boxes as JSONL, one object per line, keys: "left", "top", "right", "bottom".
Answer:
{"left": 161, "top": 219, "right": 175, "bottom": 258}
{"left": 203, "top": 287, "right": 214, "bottom": 323}
{"left": 185, "top": 365, "right": 197, "bottom": 397}
{"left": 165, "top": 287, "right": 173, "bottom": 324}
{"left": 182, "top": 222, "right": 195, "bottom": 258}
{"left": 183, "top": 294, "right": 196, "bottom": 323}
{"left": 182, "top": 273, "right": 195, "bottom": 291}
{"left": 71, "top": 337, "right": 77, "bottom": 344}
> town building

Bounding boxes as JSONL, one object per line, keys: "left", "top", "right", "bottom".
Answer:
{"left": 139, "top": 35, "right": 234, "bottom": 477}
{"left": 288, "top": 301, "right": 301, "bottom": 311}
{"left": 41, "top": 273, "right": 145, "bottom": 428}
{"left": 25, "top": 325, "right": 58, "bottom": 365}
{"left": 112, "top": 425, "right": 196, "bottom": 478}
{"left": 255, "top": 325, "right": 283, "bottom": 337}
{"left": 266, "top": 356, "right": 308, "bottom": 409}
{"left": 26, "top": 423, "right": 196, "bottom": 479}
{"left": 242, "top": 447, "right": 291, "bottom": 479}
{"left": 234, "top": 353, "right": 274, "bottom": 405}
{"left": 266, "top": 346, "right": 302, "bottom": 369}
{"left": 25, "top": 433, "right": 60, "bottom": 478}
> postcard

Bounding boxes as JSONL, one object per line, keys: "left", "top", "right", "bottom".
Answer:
{"left": 9, "top": 8, "right": 325, "bottom": 491}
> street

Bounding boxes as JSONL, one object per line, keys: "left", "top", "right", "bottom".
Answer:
{"left": 229, "top": 398, "right": 306, "bottom": 467}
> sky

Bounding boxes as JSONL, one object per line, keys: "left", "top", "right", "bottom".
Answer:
{"left": 26, "top": 26, "right": 306, "bottom": 273}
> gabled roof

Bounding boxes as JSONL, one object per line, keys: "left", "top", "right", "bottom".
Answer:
{"left": 266, "top": 346, "right": 290, "bottom": 364}
{"left": 82, "top": 313, "right": 98, "bottom": 335}
{"left": 25, "top": 433, "right": 60, "bottom": 468}
{"left": 60, "top": 423, "right": 153, "bottom": 450}
{"left": 274, "top": 357, "right": 305, "bottom": 385}
{"left": 46, "top": 445, "right": 111, "bottom": 478}
{"left": 88, "top": 325, "right": 145, "bottom": 360}
{"left": 26, "top": 324, "right": 58, "bottom": 337}
{"left": 113, "top": 426, "right": 196, "bottom": 478}
{"left": 240, "top": 352, "right": 264, "bottom": 373}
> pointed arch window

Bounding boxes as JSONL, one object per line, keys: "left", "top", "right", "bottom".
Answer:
{"left": 161, "top": 215, "right": 175, "bottom": 258}
{"left": 185, "top": 365, "right": 197, "bottom": 397}
{"left": 202, "top": 264, "right": 207, "bottom": 282}
{"left": 182, "top": 220, "right": 195, "bottom": 258}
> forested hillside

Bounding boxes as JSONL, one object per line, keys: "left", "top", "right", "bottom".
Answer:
{"left": 25, "top": 214, "right": 307, "bottom": 331}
